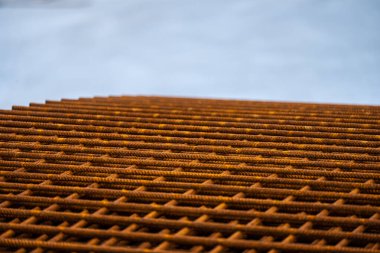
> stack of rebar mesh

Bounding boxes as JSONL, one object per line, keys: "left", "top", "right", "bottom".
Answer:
{"left": 0, "top": 96, "right": 379, "bottom": 253}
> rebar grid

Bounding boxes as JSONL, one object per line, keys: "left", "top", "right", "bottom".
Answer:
{"left": 0, "top": 96, "right": 379, "bottom": 253}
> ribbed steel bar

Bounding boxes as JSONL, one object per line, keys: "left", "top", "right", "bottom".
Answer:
{"left": 0, "top": 96, "right": 379, "bottom": 253}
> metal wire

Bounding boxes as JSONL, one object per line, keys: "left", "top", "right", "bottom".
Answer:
{"left": 0, "top": 96, "right": 379, "bottom": 253}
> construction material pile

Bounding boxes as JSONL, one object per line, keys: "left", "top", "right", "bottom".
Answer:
{"left": 0, "top": 96, "right": 379, "bottom": 252}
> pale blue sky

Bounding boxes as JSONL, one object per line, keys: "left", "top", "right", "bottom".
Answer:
{"left": 0, "top": 0, "right": 379, "bottom": 108}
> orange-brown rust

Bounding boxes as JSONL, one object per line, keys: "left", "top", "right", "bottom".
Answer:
{"left": 0, "top": 96, "right": 379, "bottom": 252}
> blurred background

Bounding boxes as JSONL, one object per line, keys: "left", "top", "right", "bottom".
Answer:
{"left": 0, "top": 0, "right": 379, "bottom": 109}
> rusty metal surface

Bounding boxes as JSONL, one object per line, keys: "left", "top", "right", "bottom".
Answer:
{"left": 0, "top": 96, "right": 379, "bottom": 253}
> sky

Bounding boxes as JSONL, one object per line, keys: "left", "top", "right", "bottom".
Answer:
{"left": 0, "top": 0, "right": 379, "bottom": 109}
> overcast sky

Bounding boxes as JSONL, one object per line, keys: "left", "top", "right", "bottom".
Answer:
{"left": 0, "top": 0, "right": 379, "bottom": 109}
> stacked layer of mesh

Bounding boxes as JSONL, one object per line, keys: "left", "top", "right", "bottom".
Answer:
{"left": 0, "top": 96, "right": 379, "bottom": 253}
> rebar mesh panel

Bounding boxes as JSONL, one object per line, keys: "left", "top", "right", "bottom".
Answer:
{"left": 0, "top": 96, "right": 379, "bottom": 253}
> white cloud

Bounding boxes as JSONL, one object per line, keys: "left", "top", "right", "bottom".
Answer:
{"left": 0, "top": 0, "right": 379, "bottom": 108}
